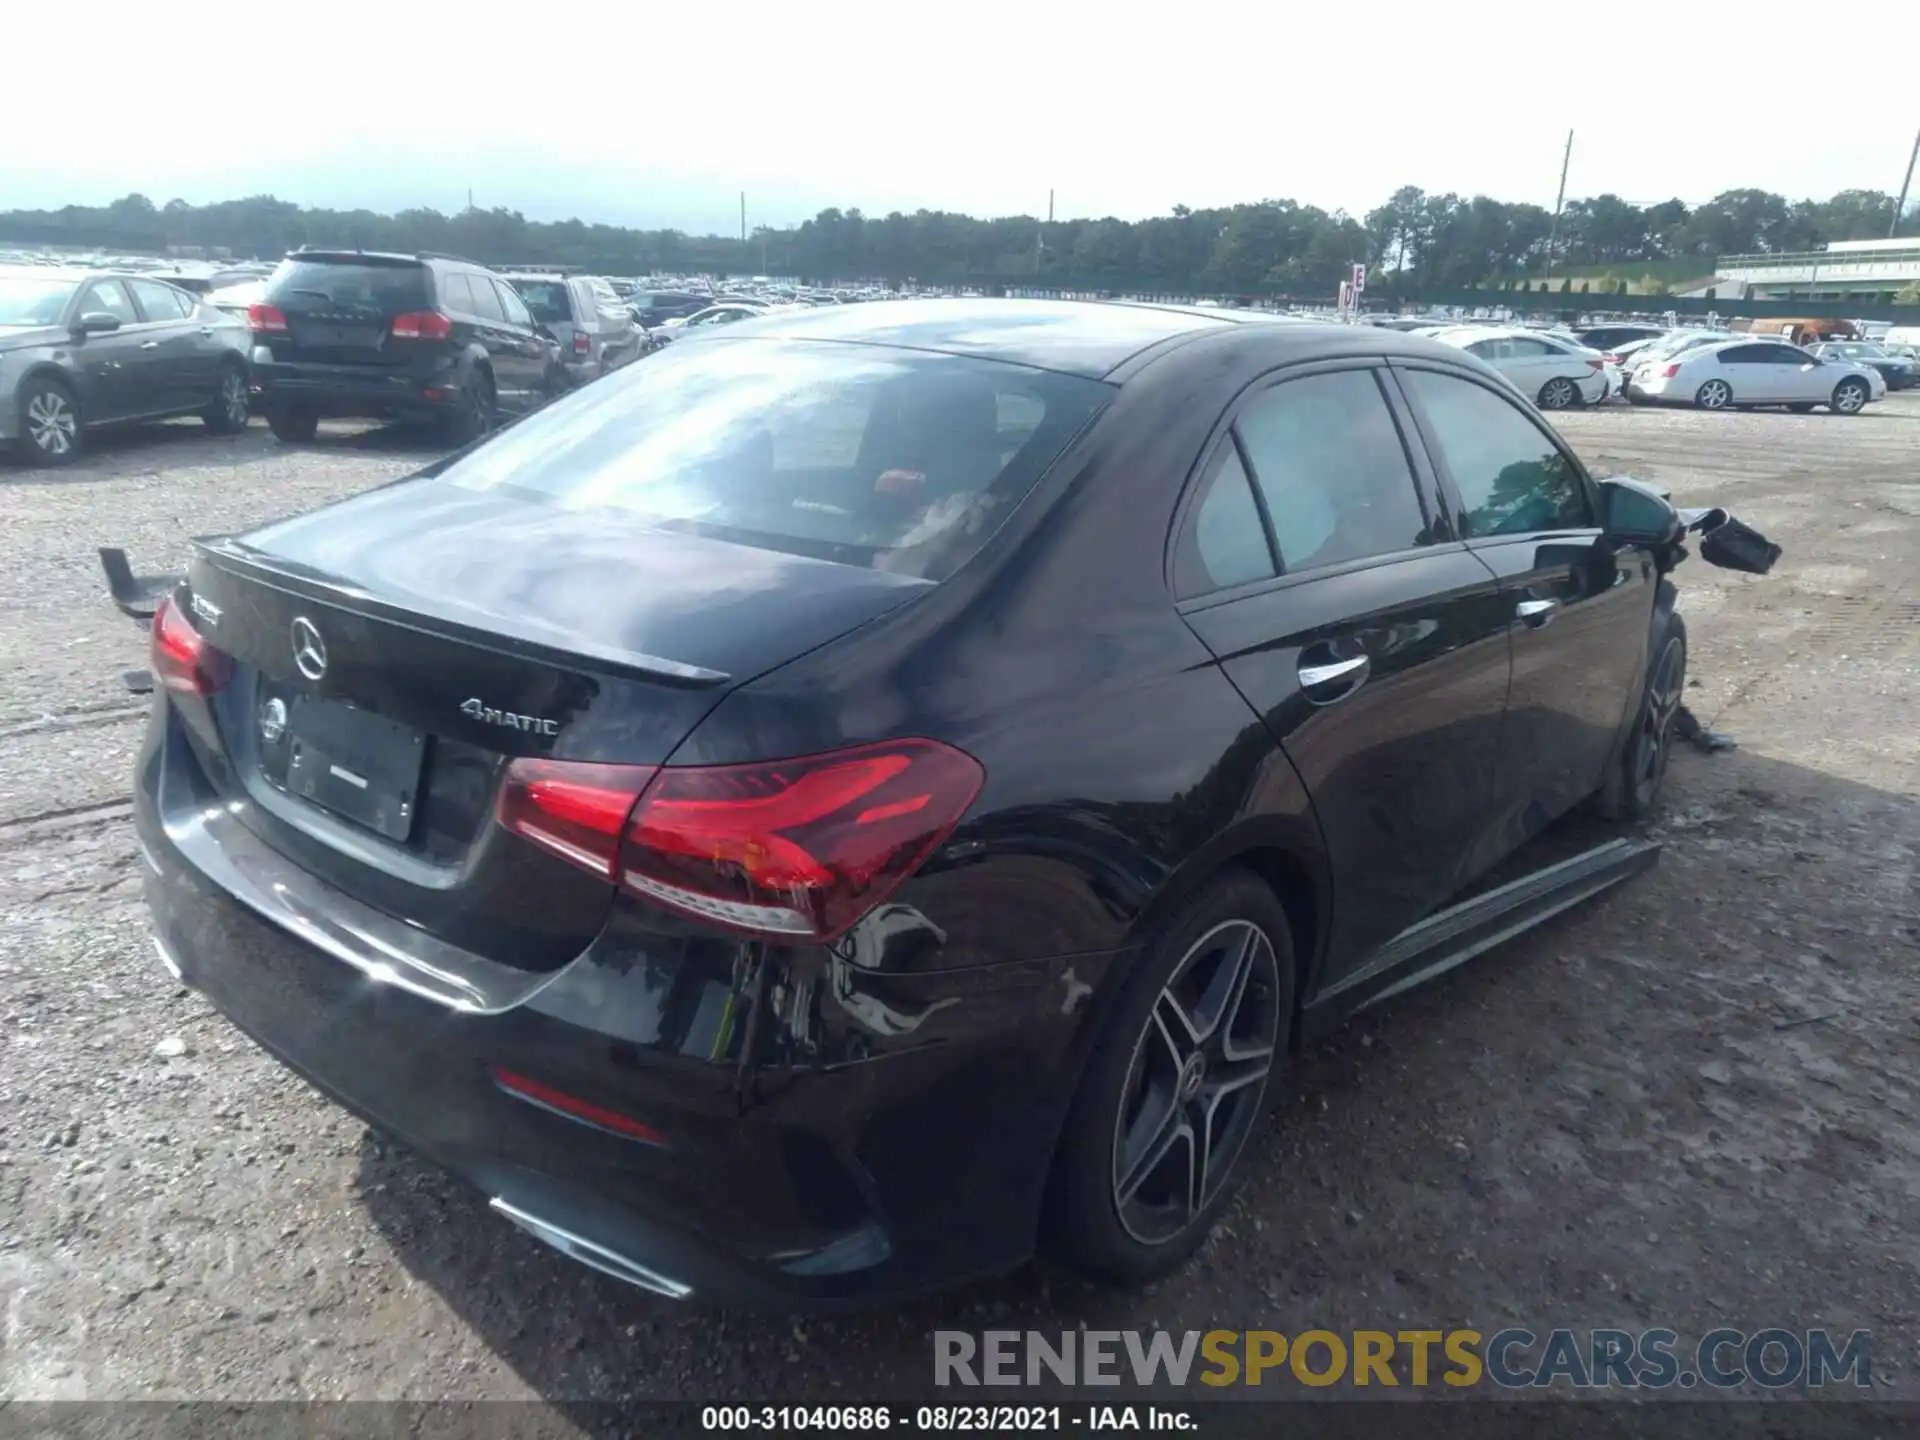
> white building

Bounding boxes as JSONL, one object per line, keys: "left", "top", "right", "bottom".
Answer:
{"left": 1709, "top": 237, "right": 1920, "bottom": 301}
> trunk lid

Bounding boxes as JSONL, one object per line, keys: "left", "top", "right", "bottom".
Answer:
{"left": 257, "top": 254, "right": 433, "bottom": 366}
{"left": 180, "top": 478, "right": 932, "bottom": 969}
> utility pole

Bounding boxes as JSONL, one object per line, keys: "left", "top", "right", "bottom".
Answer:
{"left": 1035, "top": 189, "right": 1052, "bottom": 278}
{"left": 1545, "top": 129, "right": 1573, "bottom": 282}
{"left": 740, "top": 192, "right": 747, "bottom": 249}
{"left": 466, "top": 188, "right": 474, "bottom": 212}
{"left": 1892, "top": 128, "right": 1920, "bottom": 238}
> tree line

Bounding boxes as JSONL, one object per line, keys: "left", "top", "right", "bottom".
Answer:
{"left": 2, "top": 186, "right": 1913, "bottom": 296}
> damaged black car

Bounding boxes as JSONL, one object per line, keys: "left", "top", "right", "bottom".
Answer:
{"left": 121, "top": 300, "right": 1777, "bottom": 1308}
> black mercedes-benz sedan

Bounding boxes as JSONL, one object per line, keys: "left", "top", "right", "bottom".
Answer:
{"left": 134, "top": 299, "right": 1691, "bottom": 1307}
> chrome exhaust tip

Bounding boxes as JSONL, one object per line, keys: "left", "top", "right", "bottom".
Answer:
{"left": 489, "top": 1197, "right": 693, "bottom": 1300}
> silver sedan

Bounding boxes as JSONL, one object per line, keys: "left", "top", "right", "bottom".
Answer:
{"left": 1625, "top": 338, "right": 1885, "bottom": 414}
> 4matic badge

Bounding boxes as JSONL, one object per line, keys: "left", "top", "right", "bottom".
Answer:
{"left": 460, "top": 697, "right": 560, "bottom": 736}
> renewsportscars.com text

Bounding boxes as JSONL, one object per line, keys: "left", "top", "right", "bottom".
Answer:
{"left": 933, "top": 1328, "right": 1872, "bottom": 1390}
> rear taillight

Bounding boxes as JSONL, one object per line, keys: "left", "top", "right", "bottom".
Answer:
{"left": 1603, "top": 353, "right": 1623, "bottom": 364}
{"left": 151, "top": 594, "right": 233, "bottom": 696}
{"left": 572, "top": 332, "right": 591, "bottom": 355}
{"left": 1661, "top": 363, "right": 1681, "bottom": 379}
{"left": 495, "top": 739, "right": 983, "bottom": 941}
{"left": 1587, "top": 358, "right": 1604, "bottom": 371}
{"left": 391, "top": 311, "right": 453, "bottom": 340}
{"left": 246, "top": 303, "right": 288, "bottom": 334}
{"left": 496, "top": 759, "right": 655, "bottom": 880}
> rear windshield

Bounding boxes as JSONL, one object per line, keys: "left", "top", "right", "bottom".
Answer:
{"left": 508, "top": 279, "right": 572, "bottom": 323}
{"left": 264, "top": 259, "right": 430, "bottom": 317}
{"left": 437, "top": 338, "right": 1110, "bottom": 580}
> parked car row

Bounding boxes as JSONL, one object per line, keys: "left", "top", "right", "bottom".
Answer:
{"left": 1377, "top": 312, "right": 1899, "bottom": 417}
{"left": 4, "top": 249, "right": 681, "bottom": 463}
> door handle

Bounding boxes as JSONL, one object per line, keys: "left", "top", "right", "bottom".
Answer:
{"left": 1298, "top": 652, "right": 1370, "bottom": 703}
{"left": 1515, "top": 597, "right": 1558, "bottom": 627}
{"left": 140, "top": 341, "right": 160, "bottom": 350}
{"left": 200, "top": 326, "right": 214, "bottom": 336}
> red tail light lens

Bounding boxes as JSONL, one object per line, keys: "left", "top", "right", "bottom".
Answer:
{"left": 496, "top": 759, "right": 656, "bottom": 879}
{"left": 391, "top": 311, "right": 453, "bottom": 340}
{"left": 151, "top": 594, "right": 233, "bottom": 695}
{"left": 572, "top": 332, "right": 592, "bottom": 355}
{"left": 623, "top": 739, "right": 984, "bottom": 940}
{"left": 1603, "top": 352, "right": 1623, "bottom": 364}
{"left": 1661, "top": 363, "right": 1681, "bottom": 379}
{"left": 1586, "top": 358, "right": 1604, "bottom": 371}
{"left": 495, "top": 740, "right": 983, "bottom": 941}
{"left": 246, "top": 303, "right": 288, "bottom": 333}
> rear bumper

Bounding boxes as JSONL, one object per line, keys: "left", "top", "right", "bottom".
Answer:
{"left": 134, "top": 700, "right": 1104, "bottom": 1309}
{"left": 252, "top": 355, "right": 461, "bottom": 420}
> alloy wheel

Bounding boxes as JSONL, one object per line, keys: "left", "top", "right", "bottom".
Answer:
{"left": 26, "top": 389, "right": 77, "bottom": 456}
{"left": 1697, "top": 380, "right": 1731, "bottom": 410}
{"left": 1833, "top": 381, "right": 1866, "bottom": 414}
{"left": 1540, "top": 378, "right": 1577, "bottom": 410}
{"left": 1110, "top": 919, "right": 1281, "bottom": 1246}
{"left": 221, "top": 372, "right": 249, "bottom": 426}
{"left": 1636, "top": 636, "right": 1685, "bottom": 795}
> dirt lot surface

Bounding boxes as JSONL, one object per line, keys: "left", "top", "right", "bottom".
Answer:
{"left": 1, "top": 398, "right": 1916, "bottom": 1417}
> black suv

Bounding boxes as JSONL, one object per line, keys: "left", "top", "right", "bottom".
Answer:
{"left": 248, "top": 251, "right": 562, "bottom": 443}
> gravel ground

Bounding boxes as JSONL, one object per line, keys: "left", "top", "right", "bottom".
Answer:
{"left": 1, "top": 400, "right": 1916, "bottom": 1414}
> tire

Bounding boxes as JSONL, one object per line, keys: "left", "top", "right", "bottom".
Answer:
{"left": 14, "top": 375, "right": 83, "bottom": 466}
{"left": 1595, "top": 611, "right": 1687, "bottom": 823}
{"left": 1829, "top": 377, "right": 1870, "bottom": 415}
{"left": 442, "top": 372, "right": 495, "bottom": 445}
{"left": 202, "top": 364, "right": 251, "bottom": 434}
{"left": 1786, "top": 403, "right": 1815, "bottom": 414}
{"left": 1537, "top": 376, "right": 1580, "bottom": 411}
{"left": 1045, "top": 871, "right": 1295, "bottom": 1285}
{"left": 265, "top": 404, "right": 319, "bottom": 442}
{"left": 1694, "top": 379, "right": 1733, "bottom": 410}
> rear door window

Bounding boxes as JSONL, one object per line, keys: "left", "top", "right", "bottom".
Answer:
{"left": 1232, "top": 369, "right": 1431, "bottom": 572}
{"left": 465, "top": 277, "right": 506, "bottom": 322}
{"left": 494, "top": 281, "right": 534, "bottom": 329}
{"left": 1174, "top": 445, "right": 1277, "bottom": 598}
{"left": 439, "top": 274, "right": 475, "bottom": 314}
{"left": 437, "top": 339, "right": 1111, "bottom": 581}
{"left": 127, "top": 279, "right": 191, "bottom": 322}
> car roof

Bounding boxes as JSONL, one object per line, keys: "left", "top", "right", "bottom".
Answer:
{"left": 708, "top": 297, "right": 1328, "bottom": 379}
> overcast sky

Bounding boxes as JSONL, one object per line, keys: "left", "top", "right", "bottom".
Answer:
{"left": 7, "top": 1, "right": 1917, "bottom": 234}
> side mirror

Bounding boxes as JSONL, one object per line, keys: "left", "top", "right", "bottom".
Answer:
{"left": 1597, "top": 476, "right": 1682, "bottom": 547}
{"left": 75, "top": 312, "right": 122, "bottom": 335}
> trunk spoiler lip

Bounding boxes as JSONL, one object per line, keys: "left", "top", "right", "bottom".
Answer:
{"left": 190, "top": 535, "right": 733, "bottom": 688}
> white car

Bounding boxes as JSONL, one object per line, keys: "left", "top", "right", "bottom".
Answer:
{"left": 1425, "top": 325, "right": 1608, "bottom": 410}
{"left": 1625, "top": 337, "right": 1885, "bottom": 414}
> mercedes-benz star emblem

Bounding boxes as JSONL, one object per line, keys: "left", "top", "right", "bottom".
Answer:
{"left": 259, "top": 696, "right": 288, "bottom": 745}
{"left": 290, "top": 616, "right": 328, "bottom": 681}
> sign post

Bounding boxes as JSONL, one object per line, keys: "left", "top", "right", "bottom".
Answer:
{"left": 1350, "top": 264, "right": 1366, "bottom": 321}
